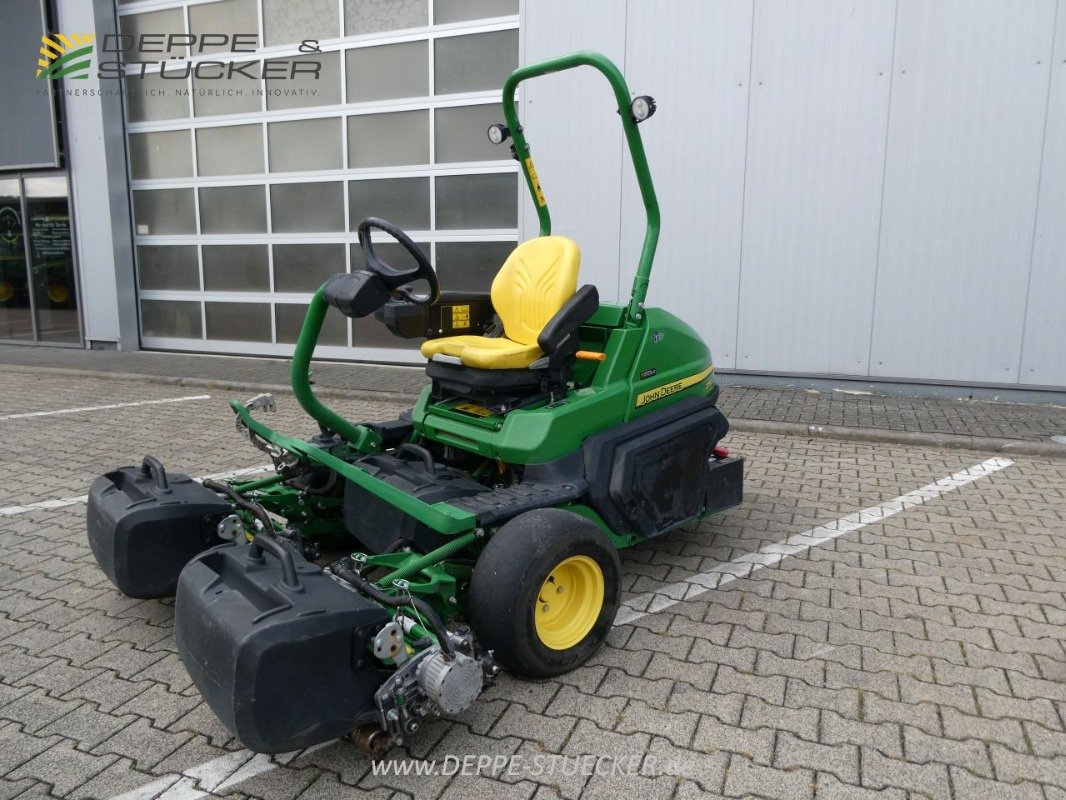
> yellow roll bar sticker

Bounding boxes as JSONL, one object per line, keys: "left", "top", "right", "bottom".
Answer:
{"left": 634, "top": 365, "right": 713, "bottom": 408}
{"left": 524, "top": 157, "right": 547, "bottom": 207}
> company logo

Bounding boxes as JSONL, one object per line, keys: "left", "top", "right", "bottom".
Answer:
{"left": 36, "top": 33, "right": 95, "bottom": 80}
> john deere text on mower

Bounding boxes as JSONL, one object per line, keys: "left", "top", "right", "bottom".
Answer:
{"left": 86, "top": 51, "right": 743, "bottom": 755}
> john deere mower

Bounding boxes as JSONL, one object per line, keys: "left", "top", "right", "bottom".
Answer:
{"left": 86, "top": 52, "right": 743, "bottom": 755}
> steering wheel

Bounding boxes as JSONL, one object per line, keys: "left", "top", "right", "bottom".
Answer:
{"left": 357, "top": 217, "right": 440, "bottom": 306}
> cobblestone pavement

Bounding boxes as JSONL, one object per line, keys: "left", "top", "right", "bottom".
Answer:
{"left": 1, "top": 344, "right": 1063, "bottom": 444}
{"left": 0, "top": 373, "right": 1063, "bottom": 800}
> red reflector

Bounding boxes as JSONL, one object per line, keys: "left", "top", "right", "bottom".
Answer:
{"left": 713, "top": 446, "right": 729, "bottom": 459}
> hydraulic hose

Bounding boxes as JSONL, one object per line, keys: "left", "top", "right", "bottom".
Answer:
{"left": 332, "top": 563, "right": 455, "bottom": 659}
{"left": 202, "top": 479, "right": 275, "bottom": 533}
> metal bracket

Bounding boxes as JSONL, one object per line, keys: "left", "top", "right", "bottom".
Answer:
{"left": 244, "top": 393, "right": 277, "bottom": 413}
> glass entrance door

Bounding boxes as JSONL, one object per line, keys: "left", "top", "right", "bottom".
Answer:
{"left": 0, "top": 178, "right": 33, "bottom": 341}
{"left": 0, "top": 173, "right": 81, "bottom": 344}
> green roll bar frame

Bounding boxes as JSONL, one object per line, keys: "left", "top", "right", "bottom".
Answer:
{"left": 502, "top": 51, "right": 660, "bottom": 323}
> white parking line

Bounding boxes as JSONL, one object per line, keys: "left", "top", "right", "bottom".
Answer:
{"left": 0, "top": 465, "right": 271, "bottom": 517}
{"left": 104, "top": 456, "right": 1014, "bottom": 800}
{"left": 0, "top": 395, "right": 211, "bottom": 421}
{"left": 615, "top": 456, "right": 1015, "bottom": 624}
{"left": 108, "top": 744, "right": 333, "bottom": 800}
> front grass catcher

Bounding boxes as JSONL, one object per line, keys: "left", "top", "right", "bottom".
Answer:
{"left": 86, "top": 51, "right": 744, "bottom": 754}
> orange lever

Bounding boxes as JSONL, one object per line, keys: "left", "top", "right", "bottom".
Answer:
{"left": 575, "top": 350, "right": 607, "bottom": 362}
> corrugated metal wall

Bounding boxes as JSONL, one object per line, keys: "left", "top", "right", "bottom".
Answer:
{"left": 521, "top": 0, "right": 1066, "bottom": 388}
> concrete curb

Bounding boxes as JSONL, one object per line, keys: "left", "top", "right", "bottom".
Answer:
{"left": 0, "top": 363, "right": 419, "bottom": 406}
{"left": 730, "top": 419, "right": 1066, "bottom": 459}
{"left": 6, "top": 362, "right": 1066, "bottom": 459}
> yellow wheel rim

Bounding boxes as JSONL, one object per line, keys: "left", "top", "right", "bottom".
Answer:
{"left": 0, "top": 282, "right": 11, "bottom": 302}
{"left": 534, "top": 555, "right": 604, "bottom": 650}
{"left": 48, "top": 284, "right": 68, "bottom": 304}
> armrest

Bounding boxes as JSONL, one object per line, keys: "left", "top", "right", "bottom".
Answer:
{"left": 323, "top": 271, "right": 390, "bottom": 318}
{"left": 537, "top": 284, "right": 599, "bottom": 355}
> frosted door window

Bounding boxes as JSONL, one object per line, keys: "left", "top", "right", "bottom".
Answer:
{"left": 141, "top": 300, "right": 202, "bottom": 338}
{"left": 434, "top": 0, "right": 517, "bottom": 23}
{"left": 276, "top": 302, "right": 347, "bottom": 344}
{"left": 345, "top": 0, "right": 427, "bottom": 36}
{"left": 348, "top": 111, "right": 429, "bottom": 168}
{"left": 435, "top": 173, "right": 516, "bottom": 229}
{"left": 199, "top": 186, "right": 267, "bottom": 233}
{"left": 120, "top": 9, "right": 185, "bottom": 60}
{"left": 128, "top": 131, "right": 192, "bottom": 180}
{"left": 434, "top": 30, "right": 517, "bottom": 94}
{"left": 202, "top": 244, "right": 269, "bottom": 290}
{"left": 206, "top": 302, "right": 271, "bottom": 341}
{"left": 435, "top": 105, "right": 504, "bottom": 163}
{"left": 265, "top": 51, "right": 341, "bottom": 110}
{"left": 193, "top": 62, "right": 262, "bottom": 116}
{"left": 346, "top": 41, "right": 428, "bottom": 102}
{"left": 270, "top": 182, "right": 345, "bottom": 232}
{"left": 348, "top": 178, "right": 430, "bottom": 230}
{"left": 196, "top": 125, "right": 264, "bottom": 176}
{"left": 126, "top": 73, "right": 190, "bottom": 122}
{"left": 268, "top": 119, "right": 342, "bottom": 172}
{"left": 137, "top": 245, "right": 199, "bottom": 290}
{"left": 263, "top": 0, "right": 340, "bottom": 47}
{"left": 133, "top": 189, "right": 196, "bottom": 234}
{"left": 274, "top": 243, "right": 346, "bottom": 292}
{"left": 188, "top": 0, "right": 257, "bottom": 53}
{"left": 436, "top": 241, "right": 514, "bottom": 291}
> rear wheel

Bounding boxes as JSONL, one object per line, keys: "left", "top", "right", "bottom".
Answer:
{"left": 468, "top": 508, "right": 620, "bottom": 678}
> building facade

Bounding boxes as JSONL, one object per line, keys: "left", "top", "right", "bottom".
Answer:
{"left": 1, "top": 0, "right": 1064, "bottom": 390}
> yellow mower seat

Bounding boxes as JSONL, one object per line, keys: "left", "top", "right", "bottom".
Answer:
{"left": 421, "top": 236, "right": 580, "bottom": 370}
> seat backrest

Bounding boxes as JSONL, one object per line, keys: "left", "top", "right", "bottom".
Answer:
{"left": 491, "top": 236, "right": 580, "bottom": 346}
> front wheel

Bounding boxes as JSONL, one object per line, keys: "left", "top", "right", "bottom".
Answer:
{"left": 468, "top": 508, "right": 620, "bottom": 678}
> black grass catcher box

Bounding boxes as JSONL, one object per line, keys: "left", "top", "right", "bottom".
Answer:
{"left": 175, "top": 538, "right": 391, "bottom": 753}
{"left": 86, "top": 457, "right": 231, "bottom": 598}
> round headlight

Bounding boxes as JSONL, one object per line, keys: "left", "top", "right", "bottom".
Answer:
{"left": 487, "top": 123, "right": 510, "bottom": 145}
{"left": 629, "top": 95, "right": 657, "bottom": 123}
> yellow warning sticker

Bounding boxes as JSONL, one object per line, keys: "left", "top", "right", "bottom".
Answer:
{"left": 524, "top": 157, "right": 547, "bottom": 207}
{"left": 634, "top": 365, "right": 714, "bottom": 408}
{"left": 450, "top": 304, "right": 471, "bottom": 329}
{"left": 455, "top": 402, "right": 494, "bottom": 418}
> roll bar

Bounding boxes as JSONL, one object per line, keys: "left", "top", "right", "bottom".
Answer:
{"left": 501, "top": 51, "right": 660, "bottom": 323}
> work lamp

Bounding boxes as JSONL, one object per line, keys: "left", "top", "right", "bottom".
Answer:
{"left": 629, "top": 95, "right": 656, "bottom": 122}
{"left": 487, "top": 124, "right": 510, "bottom": 144}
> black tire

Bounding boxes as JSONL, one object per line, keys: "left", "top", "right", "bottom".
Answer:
{"left": 468, "top": 508, "right": 620, "bottom": 678}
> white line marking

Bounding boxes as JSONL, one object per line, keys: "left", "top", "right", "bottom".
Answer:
{"left": 0, "top": 465, "right": 271, "bottom": 517}
{"left": 104, "top": 456, "right": 1014, "bottom": 800}
{"left": 0, "top": 395, "right": 211, "bottom": 421}
{"left": 614, "top": 456, "right": 1014, "bottom": 625}
{"left": 107, "top": 743, "right": 332, "bottom": 800}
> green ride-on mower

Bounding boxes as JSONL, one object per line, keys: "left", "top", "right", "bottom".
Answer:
{"left": 86, "top": 51, "right": 743, "bottom": 756}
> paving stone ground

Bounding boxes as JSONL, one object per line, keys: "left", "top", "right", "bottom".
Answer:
{"left": 1, "top": 344, "right": 1063, "bottom": 444}
{"left": 0, "top": 372, "right": 1063, "bottom": 800}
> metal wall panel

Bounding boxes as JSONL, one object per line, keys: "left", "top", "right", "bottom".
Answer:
{"left": 620, "top": 0, "right": 753, "bottom": 368}
{"left": 519, "top": 0, "right": 627, "bottom": 300}
{"left": 521, "top": 0, "right": 1066, "bottom": 388}
{"left": 1020, "top": 3, "right": 1066, "bottom": 387}
{"left": 736, "top": 0, "right": 896, "bottom": 374}
{"left": 58, "top": 0, "right": 139, "bottom": 348}
{"left": 870, "top": 0, "right": 1058, "bottom": 382}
